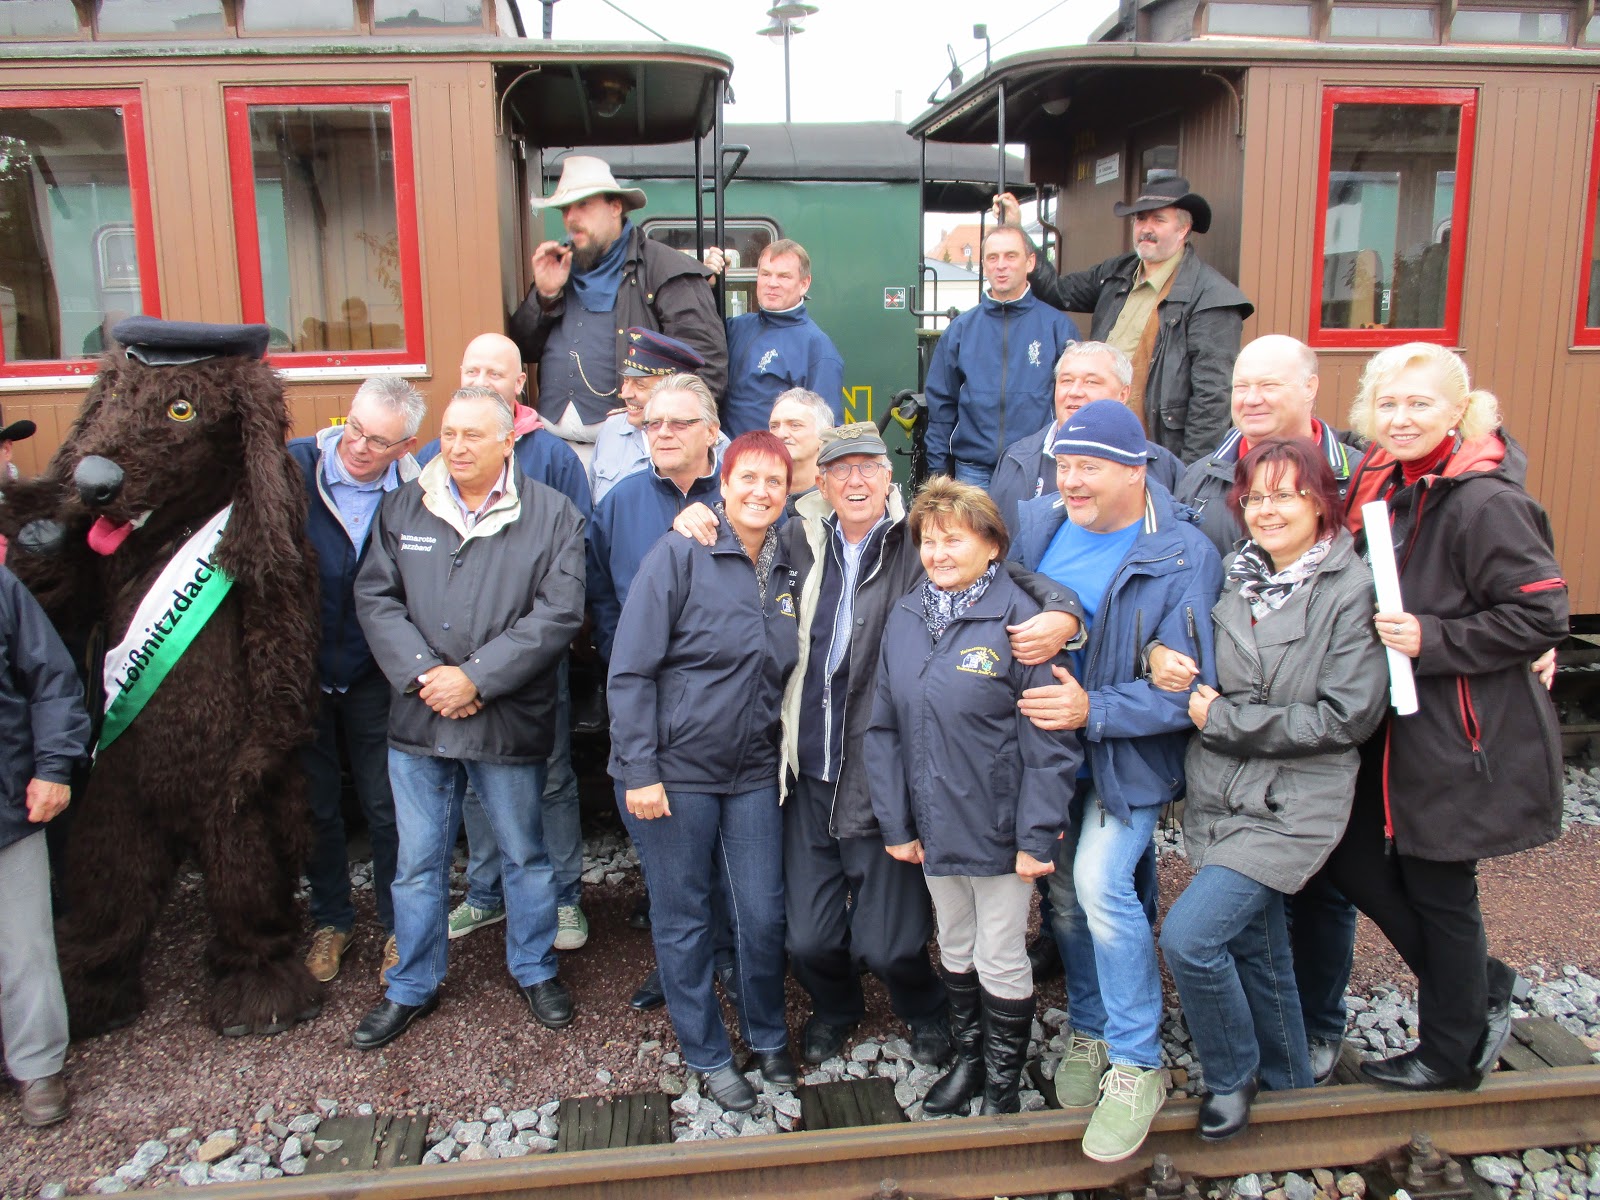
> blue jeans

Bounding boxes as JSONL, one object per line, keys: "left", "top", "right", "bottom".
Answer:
{"left": 620, "top": 785, "right": 787, "bottom": 1073}
{"left": 1160, "top": 864, "right": 1313, "bottom": 1093}
{"left": 1046, "top": 786, "right": 1163, "bottom": 1068}
{"left": 386, "top": 750, "right": 556, "bottom": 1006}
{"left": 952, "top": 459, "right": 994, "bottom": 489}
{"left": 301, "top": 672, "right": 398, "bottom": 934}
{"left": 465, "top": 658, "right": 581, "bottom": 909}
{"left": 1288, "top": 873, "right": 1358, "bottom": 1044}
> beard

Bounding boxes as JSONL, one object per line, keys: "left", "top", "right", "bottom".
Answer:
{"left": 572, "top": 230, "right": 618, "bottom": 272}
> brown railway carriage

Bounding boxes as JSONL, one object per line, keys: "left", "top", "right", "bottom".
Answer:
{"left": 910, "top": 0, "right": 1600, "bottom": 613}
{"left": 0, "top": 8, "right": 730, "bottom": 474}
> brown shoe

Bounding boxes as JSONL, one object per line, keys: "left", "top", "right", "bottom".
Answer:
{"left": 305, "top": 926, "right": 355, "bottom": 983}
{"left": 19, "top": 1074, "right": 69, "bottom": 1128}
{"left": 379, "top": 934, "right": 399, "bottom": 985}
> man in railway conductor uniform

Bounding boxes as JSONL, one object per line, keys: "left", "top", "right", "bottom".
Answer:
{"left": 351, "top": 386, "right": 586, "bottom": 1048}
{"left": 509, "top": 156, "right": 728, "bottom": 457}
{"left": 995, "top": 178, "right": 1253, "bottom": 464}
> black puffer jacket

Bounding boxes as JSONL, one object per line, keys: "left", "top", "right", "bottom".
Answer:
{"left": 1029, "top": 246, "right": 1253, "bottom": 463}
{"left": 1346, "top": 432, "right": 1569, "bottom": 862}
{"left": 508, "top": 226, "right": 728, "bottom": 409}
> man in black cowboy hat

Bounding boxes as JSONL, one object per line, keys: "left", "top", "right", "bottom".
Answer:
{"left": 0, "top": 411, "right": 36, "bottom": 485}
{"left": 996, "top": 177, "right": 1253, "bottom": 464}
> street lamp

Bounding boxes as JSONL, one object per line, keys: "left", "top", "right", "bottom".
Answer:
{"left": 757, "top": 2, "right": 818, "bottom": 123}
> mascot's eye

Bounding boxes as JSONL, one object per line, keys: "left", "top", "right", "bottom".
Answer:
{"left": 167, "top": 400, "right": 197, "bottom": 423}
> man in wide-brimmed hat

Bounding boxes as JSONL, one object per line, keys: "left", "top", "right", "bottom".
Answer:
{"left": 0, "top": 410, "right": 36, "bottom": 485}
{"left": 509, "top": 156, "right": 727, "bottom": 460}
{"left": 996, "top": 176, "right": 1253, "bottom": 464}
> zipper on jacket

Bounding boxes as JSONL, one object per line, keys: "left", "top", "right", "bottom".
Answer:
{"left": 995, "top": 306, "right": 1010, "bottom": 471}
{"left": 1133, "top": 610, "right": 1143, "bottom": 681}
{"left": 1456, "top": 675, "right": 1493, "bottom": 779}
{"left": 1082, "top": 547, "right": 1182, "bottom": 686}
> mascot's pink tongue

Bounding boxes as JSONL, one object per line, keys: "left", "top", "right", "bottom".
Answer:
{"left": 87, "top": 516, "right": 134, "bottom": 556}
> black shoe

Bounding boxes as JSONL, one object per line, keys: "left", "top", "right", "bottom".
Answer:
{"left": 627, "top": 895, "right": 652, "bottom": 931}
{"left": 351, "top": 995, "right": 437, "bottom": 1050}
{"left": 715, "top": 961, "right": 739, "bottom": 1004}
{"left": 1027, "top": 934, "right": 1063, "bottom": 983}
{"left": 628, "top": 967, "right": 665, "bottom": 1011}
{"left": 801, "top": 1016, "right": 854, "bottom": 1064}
{"left": 748, "top": 1048, "right": 798, "bottom": 1088}
{"left": 922, "top": 970, "right": 984, "bottom": 1117}
{"left": 1198, "top": 1077, "right": 1257, "bottom": 1141}
{"left": 1360, "top": 1048, "right": 1480, "bottom": 1092}
{"left": 1475, "top": 958, "right": 1522, "bottom": 1076}
{"left": 521, "top": 979, "right": 574, "bottom": 1029}
{"left": 1309, "top": 1037, "right": 1342, "bottom": 1086}
{"left": 701, "top": 1064, "right": 757, "bottom": 1112}
{"left": 909, "top": 1014, "right": 955, "bottom": 1068}
{"left": 978, "top": 989, "right": 1035, "bottom": 1115}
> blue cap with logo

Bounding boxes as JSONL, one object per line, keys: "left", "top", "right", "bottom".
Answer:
{"left": 621, "top": 327, "right": 706, "bottom": 377}
{"left": 1051, "top": 399, "right": 1147, "bottom": 466}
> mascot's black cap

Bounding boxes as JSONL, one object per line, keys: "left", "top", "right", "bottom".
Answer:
{"left": 111, "top": 317, "right": 271, "bottom": 367}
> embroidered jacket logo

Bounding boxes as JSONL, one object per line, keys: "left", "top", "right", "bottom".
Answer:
{"left": 1027, "top": 340, "right": 1042, "bottom": 367}
{"left": 757, "top": 349, "right": 779, "bottom": 372}
{"left": 957, "top": 646, "right": 1001, "bottom": 677}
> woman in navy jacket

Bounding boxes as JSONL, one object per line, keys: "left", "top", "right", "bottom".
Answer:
{"left": 607, "top": 431, "right": 800, "bottom": 1114}
{"left": 866, "top": 478, "right": 1082, "bottom": 1117}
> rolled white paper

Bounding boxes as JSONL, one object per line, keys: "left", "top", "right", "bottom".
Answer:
{"left": 1362, "top": 500, "right": 1420, "bottom": 716}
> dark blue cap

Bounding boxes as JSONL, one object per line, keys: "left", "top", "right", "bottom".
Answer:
{"left": 1051, "top": 399, "right": 1148, "bottom": 465}
{"left": 621, "top": 327, "right": 705, "bottom": 377}
{"left": 112, "top": 317, "right": 271, "bottom": 367}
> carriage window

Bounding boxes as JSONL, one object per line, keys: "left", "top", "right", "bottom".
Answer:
{"left": 0, "top": 0, "right": 81, "bottom": 37}
{"left": 0, "top": 93, "right": 160, "bottom": 378}
{"left": 240, "top": 0, "right": 357, "bottom": 33}
{"left": 372, "top": 0, "right": 490, "bottom": 30}
{"left": 96, "top": 0, "right": 227, "bottom": 35}
{"left": 1450, "top": 8, "right": 1570, "bottom": 44}
{"left": 225, "top": 87, "right": 423, "bottom": 368}
{"left": 1575, "top": 105, "right": 1600, "bottom": 346}
{"left": 1202, "top": 2, "right": 1313, "bottom": 37}
{"left": 1328, "top": 6, "right": 1438, "bottom": 41}
{"left": 1310, "top": 87, "right": 1476, "bottom": 349}
{"left": 641, "top": 219, "right": 780, "bottom": 318}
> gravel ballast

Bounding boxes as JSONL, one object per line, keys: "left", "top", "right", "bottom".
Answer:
{"left": 4, "top": 775, "right": 1599, "bottom": 1196}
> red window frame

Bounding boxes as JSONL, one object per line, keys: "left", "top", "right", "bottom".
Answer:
{"left": 0, "top": 89, "right": 161, "bottom": 380}
{"left": 1574, "top": 93, "right": 1600, "bottom": 347}
{"left": 1308, "top": 85, "right": 1477, "bottom": 350}
{"left": 224, "top": 84, "right": 424, "bottom": 369}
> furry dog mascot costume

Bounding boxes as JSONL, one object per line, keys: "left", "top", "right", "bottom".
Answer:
{"left": 0, "top": 318, "right": 323, "bottom": 1037}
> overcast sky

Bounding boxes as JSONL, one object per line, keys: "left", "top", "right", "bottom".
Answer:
{"left": 536, "top": 0, "right": 1118, "bottom": 126}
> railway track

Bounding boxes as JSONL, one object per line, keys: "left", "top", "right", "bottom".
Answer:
{"left": 174, "top": 1063, "right": 1600, "bottom": 1200}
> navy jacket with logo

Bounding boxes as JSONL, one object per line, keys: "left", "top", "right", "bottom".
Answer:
{"left": 923, "top": 290, "right": 1081, "bottom": 475}
{"left": 607, "top": 515, "right": 799, "bottom": 794}
{"left": 864, "top": 570, "right": 1082, "bottom": 877}
{"left": 1010, "top": 482, "right": 1224, "bottom": 823}
{"left": 722, "top": 304, "right": 846, "bottom": 437}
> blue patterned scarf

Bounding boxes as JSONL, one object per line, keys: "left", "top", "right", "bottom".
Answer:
{"left": 921, "top": 562, "right": 998, "bottom": 643}
{"left": 569, "top": 219, "right": 633, "bottom": 314}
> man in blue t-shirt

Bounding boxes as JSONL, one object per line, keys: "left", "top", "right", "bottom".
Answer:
{"left": 1010, "top": 399, "right": 1221, "bottom": 1164}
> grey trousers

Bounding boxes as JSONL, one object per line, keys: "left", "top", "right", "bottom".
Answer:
{"left": 0, "top": 831, "right": 69, "bottom": 1081}
{"left": 924, "top": 871, "right": 1035, "bottom": 999}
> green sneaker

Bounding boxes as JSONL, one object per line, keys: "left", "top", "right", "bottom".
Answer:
{"left": 447, "top": 900, "right": 505, "bottom": 940}
{"left": 1053, "top": 1031, "right": 1111, "bottom": 1107}
{"left": 553, "top": 904, "right": 589, "bottom": 951}
{"left": 1082, "top": 1063, "right": 1167, "bottom": 1164}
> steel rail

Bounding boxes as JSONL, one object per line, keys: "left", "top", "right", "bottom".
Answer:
{"left": 176, "top": 1065, "right": 1600, "bottom": 1200}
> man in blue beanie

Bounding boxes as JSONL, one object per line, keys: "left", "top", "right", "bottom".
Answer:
{"left": 1009, "top": 399, "right": 1223, "bottom": 1164}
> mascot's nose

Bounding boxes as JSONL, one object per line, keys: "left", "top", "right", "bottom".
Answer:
{"left": 74, "top": 456, "right": 125, "bottom": 508}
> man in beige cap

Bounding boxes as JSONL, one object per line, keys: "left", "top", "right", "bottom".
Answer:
{"left": 509, "top": 156, "right": 727, "bottom": 459}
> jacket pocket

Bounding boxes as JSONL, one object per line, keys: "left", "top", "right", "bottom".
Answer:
{"left": 1455, "top": 676, "right": 1494, "bottom": 780}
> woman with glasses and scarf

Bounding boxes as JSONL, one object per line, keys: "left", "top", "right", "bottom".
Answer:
{"left": 866, "top": 478, "right": 1082, "bottom": 1117}
{"left": 1156, "top": 437, "right": 1387, "bottom": 1142}
{"left": 606, "top": 430, "right": 799, "bottom": 1114}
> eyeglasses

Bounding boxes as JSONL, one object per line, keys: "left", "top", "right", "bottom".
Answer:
{"left": 821, "top": 461, "right": 888, "bottom": 482}
{"left": 642, "top": 417, "right": 705, "bottom": 434}
{"left": 344, "top": 417, "right": 402, "bottom": 453}
{"left": 1239, "top": 489, "right": 1309, "bottom": 510}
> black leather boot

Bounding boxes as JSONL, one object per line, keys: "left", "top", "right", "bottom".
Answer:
{"left": 922, "top": 969, "right": 984, "bottom": 1116}
{"left": 979, "top": 989, "right": 1036, "bottom": 1115}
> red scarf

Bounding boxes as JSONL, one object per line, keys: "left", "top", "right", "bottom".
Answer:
{"left": 1400, "top": 436, "right": 1454, "bottom": 487}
